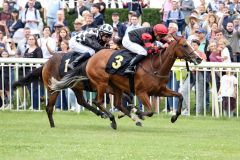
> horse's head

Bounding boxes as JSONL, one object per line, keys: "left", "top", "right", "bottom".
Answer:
{"left": 171, "top": 34, "right": 202, "bottom": 65}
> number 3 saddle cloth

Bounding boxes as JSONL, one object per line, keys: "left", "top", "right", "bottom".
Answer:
{"left": 106, "top": 49, "right": 136, "bottom": 76}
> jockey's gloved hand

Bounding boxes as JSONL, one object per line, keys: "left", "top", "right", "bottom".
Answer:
{"left": 147, "top": 46, "right": 158, "bottom": 54}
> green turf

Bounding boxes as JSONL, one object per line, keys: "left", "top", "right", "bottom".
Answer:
{"left": 0, "top": 111, "right": 239, "bottom": 160}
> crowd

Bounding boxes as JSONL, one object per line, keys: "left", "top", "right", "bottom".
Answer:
{"left": 0, "top": 0, "right": 239, "bottom": 117}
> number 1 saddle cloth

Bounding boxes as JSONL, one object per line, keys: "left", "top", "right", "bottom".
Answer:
{"left": 59, "top": 51, "right": 84, "bottom": 77}
{"left": 106, "top": 49, "right": 136, "bottom": 76}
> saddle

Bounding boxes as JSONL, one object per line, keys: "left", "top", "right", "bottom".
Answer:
{"left": 105, "top": 49, "right": 137, "bottom": 76}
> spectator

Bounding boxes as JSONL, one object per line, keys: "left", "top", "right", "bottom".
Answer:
{"left": 218, "top": 68, "right": 237, "bottom": 117}
{"left": 57, "top": 27, "right": 70, "bottom": 51}
{"left": 54, "top": 10, "right": 68, "bottom": 28}
{"left": 71, "top": 18, "right": 83, "bottom": 37}
{"left": 166, "top": 0, "right": 185, "bottom": 33}
{"left": 23, "top": 34, "right": 43, "bottom": 110}
{"left": 0, "top": 1, "right": 11, "bottom": 35}
{"left": 218, "top": 6, "right": 237, "bottom": 30}
{"left": 16, "top": 27, "right": 31, "bottom": 57}
{"left": 223, "top": 22, "right": 240, "bottom": 62}
{"left": 0, "top": 31, "right": 10, "bottom": 109}
{"left": 8, "top": 0, "right": 20, "bottom": 12}
{"left": 217, "top": 38, "right": 231, "bottom": 63}
{"left": 207, "top": 0, "right": 219, "bottom": 13}
{"left": 7, "top": 9, "right": 24, "bottom": 38}
{"left": 45, "top": 0, "right": 64, "bottom": 32}
{"left": 25, "top": 0, "right": 43, "bottom": 11}
{"left": 84, "top": 0, "right": 94, "bottom": 10}
{"left": 21, "top": 0, "right": 41, "bottom": 32}
{"left": 126, "top": 0, "right": 143, "bottom": 21}
{"left": 187, "top": 23, "right": 200, "bottom": 42}
{"left": 111, "top": 12, "right": 126, "bottom": 40}
{"left": 125, "top": 13, "right": 141, "bottom": 34}
{"left": 91, "top": 3, "right": 104, "bottom": 27}
{"left": 77, "top": 0, "right": 89, "bottom": 17}
{"left": 216, "top": 1, "right": 225, "bottom": 19}
{"left": 161, "top": 0, "right": 173, "bottom": 24}
{"left": 81, "top": 13, "right": 97, "bottom": 30}
{"left": 184, "top": 14, "right": 201, "bottom": 39}
{"left": 181, "top": 39, "right": 206, "bottom": 115}
{"left": 108, "top": 0, "right": 120, "bottom": 8}
{"left": 202, "top": 13, "right": 219, "bottom": 34}
{"left": 0, "top": 1, "right": 11, "bottom": 22}
{"left": 97, "top": 0, "right": 106, "bottom": 18}
{"left": 208, "top": 41, "right": 222, "bottom": 91}
{"left": 38, "top": 26, "right": 56, "bottom": 59}
{"left": 208, "top": 22, "right": 218, "bottom": 41}
{"left": 196, "top": 28, "right": 209, "bottom": 54}
{"left": 142, "top": 21, "right": 150, "bottom": 27}
{"left": 213, "top": 29, "right": 233, "bottom": 62}
{"left": 51, "top": 23, "right": 64, "bottom": 43}
{"left": 81, "top": 10, "right": 91, "bottom": 25}
{"left": 179, "top": 0, "right": 195, "bottom": 17}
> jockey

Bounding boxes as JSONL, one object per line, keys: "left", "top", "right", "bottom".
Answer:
{"left": 68, "top": 24, "right": 113, "bottom": 69}
{"left": 122, "top": 24, "right": 169, "bottom": 74}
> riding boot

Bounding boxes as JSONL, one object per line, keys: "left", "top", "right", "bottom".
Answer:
{"left": 68, "top": 52, "right": 91, "bottom": 70}
{"left": 124, "top": 55, "right": 146, "bottom": 75}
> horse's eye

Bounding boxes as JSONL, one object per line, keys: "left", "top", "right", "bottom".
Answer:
{"left": 183, "top": 44, "right": 188, "bottom": 48}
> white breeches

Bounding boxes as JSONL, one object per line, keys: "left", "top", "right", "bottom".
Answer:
{"left": 122, "top": 35, "right": 147, "bottom": 56}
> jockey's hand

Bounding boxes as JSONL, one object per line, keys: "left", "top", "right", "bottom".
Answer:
{"left": 162, "top": 43, "right": 169, "bottom": 48}
{"left": 152, "top": 46, "right": 159, "bottom": 54}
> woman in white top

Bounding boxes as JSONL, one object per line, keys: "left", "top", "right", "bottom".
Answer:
{"left": 217, "top": 38, "right": 231, "bottom": 63}
{"left": 38, "top": 26, "right": 56, "bottom": 59}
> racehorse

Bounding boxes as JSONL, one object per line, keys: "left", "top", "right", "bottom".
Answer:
{"left": 50, "top": 35, "right": 202, "bottom": 124}
{"left": 12, "top": 53, "right": 142, "bottom": 129}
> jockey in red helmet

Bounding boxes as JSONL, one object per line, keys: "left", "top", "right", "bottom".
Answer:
{"left": 122, "top": 23, "right": 168, "bottom": 74}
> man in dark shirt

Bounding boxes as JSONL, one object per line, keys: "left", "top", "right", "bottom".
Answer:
{"left": 91, "top": 3, "right": 104, "bottom": 26}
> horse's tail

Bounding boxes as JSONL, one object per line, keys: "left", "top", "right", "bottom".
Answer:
{"left": 49, "top": 67, "right": 88, "bottom": 91}
{"left": 12, "top": 66, "right": 43, "bottom": 90}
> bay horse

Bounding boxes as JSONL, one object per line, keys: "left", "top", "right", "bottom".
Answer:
{"left": 50, "top": 35, "right": 202, "bottom": 124}
{"left": 13, "top": 53, "right": 142, "bottom": 129}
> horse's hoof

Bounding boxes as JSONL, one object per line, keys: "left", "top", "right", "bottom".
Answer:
{"left": 135, "top": 122, "right": 142, "bottom": 127}
{"left": 118, "top": 112, "right": 125, "bottom": 119}
{"left": 148, "top": 112, "right": 154, "bottom": 117}
{"left": 101, "top": 114, "right": 108, "bottom": 119}
{"left": 171, "top": 115, "right": 178, "bottom": 123}
{"left": 138, "top": 114, "right": 145, "bottom": 120}
{"left": 110, "top": 122, "right": 117, "bottom": 130}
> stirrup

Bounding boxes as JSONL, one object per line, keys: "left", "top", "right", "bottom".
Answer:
{"left": 124, "top": 68, "right": 135, "bottom": 74}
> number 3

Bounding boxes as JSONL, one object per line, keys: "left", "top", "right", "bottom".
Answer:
{"left": 112, "top": 55, "right": 124, "bottom": 69}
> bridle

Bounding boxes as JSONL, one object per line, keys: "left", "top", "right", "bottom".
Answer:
{"left": 139, "top": 36, "right": 196, "bottom": 78}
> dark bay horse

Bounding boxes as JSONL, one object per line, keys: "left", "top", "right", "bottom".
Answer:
{"left": 50, "top": 35, "right": 202, "bottom": 124}
{"left": 13, "top": 53, "right": 142, "bottom": 129}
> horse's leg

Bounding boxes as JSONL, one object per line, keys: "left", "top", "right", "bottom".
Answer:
{"left": 113, "top": 89, "right": 142, "bottom": 126}
{"left": 137, "top": 92, "right": 154, "bottom": 117}
{"left": 160, "top": 87, "right": 183, "bottom": 123}
{"left": 72, "top": 87, "right": 107, "bottom": 119}
{"left": 93, "top": 84, "right": 117, "bottom": 130}
{"left": 46, "top": 91, "right": 59, "bottom": 128}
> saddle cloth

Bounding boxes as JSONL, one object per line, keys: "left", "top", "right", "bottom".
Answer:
{"left": 59, "top": 51, "right": 81, "bottom": 77}
{"left": 105, "top": 49, "right": 136, "bottom": 76}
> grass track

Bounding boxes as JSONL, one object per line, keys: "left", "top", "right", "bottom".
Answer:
{"left": 0, "top": 111, "right": 240, "bottom": 160}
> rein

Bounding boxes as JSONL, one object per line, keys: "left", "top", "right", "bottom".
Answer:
{"left": 139, "top": 50, "right": 169, "bottom": 79}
